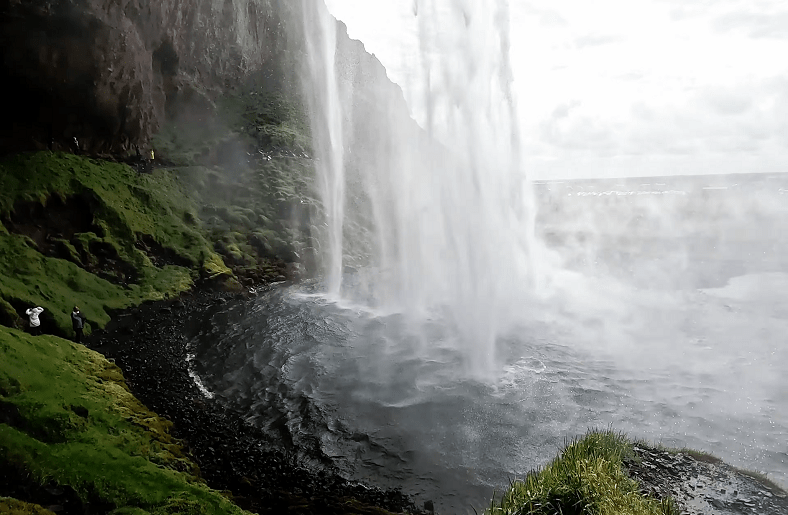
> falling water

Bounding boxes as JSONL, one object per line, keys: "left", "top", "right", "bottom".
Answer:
{"left": 302, "top": 0, "right": 537, "bottom": 377}
{"left": 301, "top": 1, "right": 346, "bottom": 296}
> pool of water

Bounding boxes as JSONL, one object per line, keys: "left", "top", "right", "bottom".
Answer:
{"left": 190, "top": 269, "right": 788, "bottom": 514}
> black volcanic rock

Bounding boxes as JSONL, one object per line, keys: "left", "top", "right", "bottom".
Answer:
{"left": 88, "top": 290, "right": 428, "bottom": 515}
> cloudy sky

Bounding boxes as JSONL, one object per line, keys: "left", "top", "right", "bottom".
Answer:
{"left": 323, "top": 0, "right": 788, "bottom": 179}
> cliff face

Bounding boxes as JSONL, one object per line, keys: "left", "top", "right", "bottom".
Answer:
{"left": 0, "top": 0, "right": 421, "bottom": 279}
{"left": 0, "top": 0, "right": 415, "bottom": 158}
{"left": 0, "top": 0, "right": 295, "bottom": 154}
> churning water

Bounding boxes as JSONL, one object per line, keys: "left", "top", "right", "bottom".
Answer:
{"left": 190, "top": 243, "right": 788, "bottom": 512}
{"left": 193, "top": 1, "right": 787, "bottom": 513}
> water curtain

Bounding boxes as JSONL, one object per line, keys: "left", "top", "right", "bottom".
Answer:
{"left": 303, "top": 0, "right": 536, "bottom": 375}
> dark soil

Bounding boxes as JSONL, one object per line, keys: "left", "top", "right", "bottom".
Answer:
{"left": 85, "top": 287, "right": 431, "bottom": 515}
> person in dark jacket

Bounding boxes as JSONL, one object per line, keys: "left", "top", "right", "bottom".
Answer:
{"left": 71, "top": 306, "right": 84, "bottom": 343}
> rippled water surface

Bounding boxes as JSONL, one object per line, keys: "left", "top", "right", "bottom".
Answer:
{"left": 191, "top": 269, "right": 788, "bottom": 514}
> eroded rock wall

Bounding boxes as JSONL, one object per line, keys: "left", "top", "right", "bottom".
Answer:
{"left": 0, "top": 0, "right": 294, "bottom": 154}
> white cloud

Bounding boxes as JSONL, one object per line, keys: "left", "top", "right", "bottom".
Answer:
{"left": 324, "top": 0, "right": 788, "bottom": 178}
{"left": 714, "top": 10, "right": 788, "bottom": 39}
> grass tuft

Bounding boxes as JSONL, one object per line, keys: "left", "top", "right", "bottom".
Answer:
{"left": 487, "top": 430, "right": 680, "bottom": 515}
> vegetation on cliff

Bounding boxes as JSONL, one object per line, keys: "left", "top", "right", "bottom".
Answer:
{"left": 151, "top": 81, "right": 319, "bottom": 283}
{"left": 0, "top": 152, "right": 232, "bottom": 337}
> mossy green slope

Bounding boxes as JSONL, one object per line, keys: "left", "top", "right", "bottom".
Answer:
{"left": 0, "top": 151, "right": 231, "bottom": 337}
{"left": 0, "top": 152, "right": 208, "bottom": 263}
{"left": 488, "top": 430, "right": 679, "bottom": 515}
{"left": 0, "top": 326, "right": 248, "bottom": 515}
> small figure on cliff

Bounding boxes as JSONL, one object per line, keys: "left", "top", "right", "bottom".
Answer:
{"left": 26, "top": 306, "right": 44, "bottom": 336}
{"left": 72, "top": 306, "right": 84, "bottom": 343}
{"left": 142, "top": 148, "right": 154, "bottom": 173}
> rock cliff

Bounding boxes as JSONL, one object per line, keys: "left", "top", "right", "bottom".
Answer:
{"left": 1, "top": 0, "right": 298, "bottom": 154}
{"left": 0, "top": 0, "right": 411, "bottom": 157}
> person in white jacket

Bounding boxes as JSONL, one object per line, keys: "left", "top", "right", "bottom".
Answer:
{"left": 26, "top": 306, "right": 44, "bottom": 336}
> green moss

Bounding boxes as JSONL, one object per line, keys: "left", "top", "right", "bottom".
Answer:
{"left": 217, "top": 88, "right": 310, "bottom": 153}
{"left": 0, "top": 231, "right": 191, "bottom": 336}
{"left": 0, "top": 152, "right": 240, "bottom": 335}
{"left": 0, "top": 296, "right": 23, "bottom": 329}
{"left": 201, "top": 253, "right": 233, "bottom": 280}
{"left": 0, "top": 327, "right": 249, "bottom": 515}
{"left": 0, "top": 497, "right": 56, "bottom": 515}
{"left": 488, "top": 430, "right": 679, "bottom": 515}
{"left": 0, "top": 152, "right": 215, "bottom": 267}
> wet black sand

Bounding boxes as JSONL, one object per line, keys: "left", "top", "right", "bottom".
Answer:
{"left": 87, "top": 286, "right": 429, "bottom": 515}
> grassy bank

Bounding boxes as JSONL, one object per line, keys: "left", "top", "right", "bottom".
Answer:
{"left": 0, "top": 326, "right": 249, "bottom": 515}
{"left": 0, "top": 152, "right": 224, "bottom": 336}
{"left": 0, "top": 73, "right": 322, "bottom": 511}
{"left": 487, "top": 430, "right": 679, "bottom": 515}
{"left": 0, "top": 102, "right": 313, "bottom": 510}
{"left": 0, "top": 150, "right": 257, "bottom": 512}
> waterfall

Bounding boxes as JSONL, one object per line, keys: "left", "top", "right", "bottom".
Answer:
{"left": 301, "top": 0, "right": 346, "bottom": 296}
{"left": 302, "top": 0, "right": 537, "bottom": 377}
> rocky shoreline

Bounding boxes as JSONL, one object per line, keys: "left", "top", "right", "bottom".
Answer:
{"left": 69, "top": 284, "right": 787, "bottom": 515}
{"left": 85, "top": 285, "right": 430, "bottom": 515}
{"left": 625, "top": 444, "right": 788, "bottom": 515}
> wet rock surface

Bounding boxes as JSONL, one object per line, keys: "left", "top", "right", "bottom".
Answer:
{"left": 625, "top": 444, "right": 788, "bottom": 515}
{"left": 87, "top": 287, "right": 428, "bottom": 515}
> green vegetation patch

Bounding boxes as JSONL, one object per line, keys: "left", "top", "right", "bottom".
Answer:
{"left": 488, "top": 430, "right": 679, "bottom": 515}
{"left": 0, "top": 230, "right": 192, "bottom": 337}
{"left": 0, "top": 151, "right": 212, "bottom": 266}
{"left": 217, "top": 87, "right": 311, "bottom": 153}
{"left": 0, "top": 152, "right": 235, "bottom": 335}
{"left": 0, "top": 326, "right": 248, "bottom": 515}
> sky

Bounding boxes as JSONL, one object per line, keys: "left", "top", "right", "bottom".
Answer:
{"left": 323, "top": 0, "right": 788, "bottom": 179}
